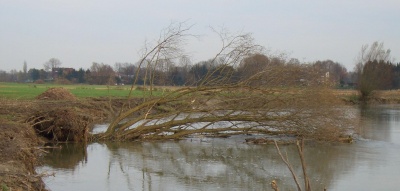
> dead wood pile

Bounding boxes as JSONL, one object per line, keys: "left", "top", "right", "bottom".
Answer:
{"left": 28, "top": 107, "right": 92, "bottom": 142}
{"left": 36, "top": 87, "right": 76, "bottom": 101}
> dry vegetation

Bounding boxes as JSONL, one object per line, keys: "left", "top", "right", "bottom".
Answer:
{"left": 0, "top": 89, "right": 136, "bottom": 190}
{"left": 92, "top": 23, "right": 358, "bottom": 143}
{"left": 35, "top": 87, "right": 76, "bottom": 101}
{"left": 0, "top": 120, "right": 46, "bottom": 191}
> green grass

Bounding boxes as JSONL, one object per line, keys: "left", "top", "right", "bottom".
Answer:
{"left": 0, "top": 82, "right": 165, "bottom": 100}
{"left": 1, "top": 183, "right": 9, "bottom": 191}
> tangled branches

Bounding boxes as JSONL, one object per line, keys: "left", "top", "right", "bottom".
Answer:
{"left": 95, "top": 22, "right": 356, "bottom": 142}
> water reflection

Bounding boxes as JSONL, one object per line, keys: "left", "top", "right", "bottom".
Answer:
{"left": 38, "top": 105, "right": 400, "bottom": 190}
{"left": 359, "top": 104, "right": 400, "bottom": 144}
{"left": 42, "top": 143, "right": 87, "bottom": 169}
{"left": 38, "top": 140, "right": 356, "bottom": 190}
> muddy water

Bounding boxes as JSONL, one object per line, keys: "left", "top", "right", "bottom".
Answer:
{"left": 38, "top": 105, "right": 400, "bottom": 190}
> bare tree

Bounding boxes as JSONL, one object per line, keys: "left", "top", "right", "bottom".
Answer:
{"left": 44, "top": 58, "right": 62, "bottom": 72}
{"left": 354, "top": 42, "right": 392, "bottom": 99}
{"left": 93, "top": 23, "right": 356, "bottom": 142}
{"left": 354, "top": 41, "right": 391, "bottom": 78}
{"left": 86, "top": 62, "right": 115, "bottom": 85}
{"left": 274, "top": 139, "right": 311, "bottom": 191}
{"left": 114, "top": 62, "right": 136, "bottom": 84}
{"left": 23, "top": 61, "right": 27, "bottom": 74}
{"left": 355, "top": 42, "right": 391, "bottom": 69}
{"left": 125, "top": 21, "right": 195, "bottom": 98}
{"left": 20, "top": 60, "right": 28, "bottom": 82}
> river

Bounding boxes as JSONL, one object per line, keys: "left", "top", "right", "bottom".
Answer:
{"left": 37, "top": 105, "right": 400, "bottom": 190}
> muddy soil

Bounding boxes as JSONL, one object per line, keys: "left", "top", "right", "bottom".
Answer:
{"left": 0, "top": 90, "right": 137, "bottom": 190}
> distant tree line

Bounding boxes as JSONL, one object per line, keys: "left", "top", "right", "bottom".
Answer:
{"left": 1, "top": 52, "right": 399, "bottom": 89}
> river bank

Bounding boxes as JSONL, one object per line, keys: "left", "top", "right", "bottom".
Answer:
{"left": 0, "top": 97, "right": 122, "bottom": 190}
{"left": 338, "top": 89, "right": 400, "bottom": 104}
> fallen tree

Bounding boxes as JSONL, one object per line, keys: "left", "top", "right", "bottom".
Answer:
{"left": 93, "top": 22, "right": 357, "bottom": 142}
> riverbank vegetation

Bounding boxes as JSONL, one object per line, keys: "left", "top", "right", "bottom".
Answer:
{"left": 354, "top": 41, "right": 400, "bottom": 101}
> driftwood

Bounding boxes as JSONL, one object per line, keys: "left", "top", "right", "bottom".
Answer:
{"left": 271, "top": 180, "right": 279, "bottom": 191}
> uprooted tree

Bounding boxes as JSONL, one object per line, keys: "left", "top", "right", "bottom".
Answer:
{"left": 93, "top": 22, "right": 356, "bottom": 142}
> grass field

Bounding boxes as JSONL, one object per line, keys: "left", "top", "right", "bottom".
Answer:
{"left": 0, "top": 82, "right": 167, "bottom": 100}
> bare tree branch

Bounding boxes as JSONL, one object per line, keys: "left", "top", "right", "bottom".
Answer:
{"left": 274, "top": 140, "right": 302, "bottom": 191}
{"left": 93, "top": 23, "right": 357, "bottom": 144}
{"left": 297, "top": 139, "right": 311, "bottom": 191}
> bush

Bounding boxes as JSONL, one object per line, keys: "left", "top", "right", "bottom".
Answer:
{"left": 54, "top": 78, "right": 72, "bottom": 85}
{"left": 135, "top": 86, "right": 148, "bottom": 91}
{"left": 34, "top": 79, "right": 45, "bottom": 84}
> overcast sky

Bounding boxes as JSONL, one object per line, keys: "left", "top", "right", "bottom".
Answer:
{"left": 1, "top": 0, "right": 399, "bottom": 72}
